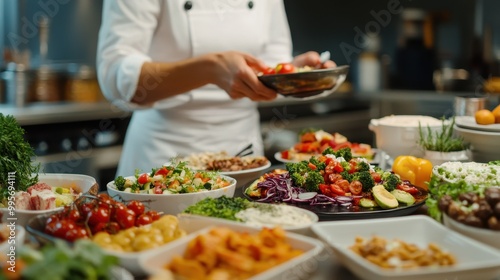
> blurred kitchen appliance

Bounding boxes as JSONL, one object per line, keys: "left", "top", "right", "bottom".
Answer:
{"left": 454, "top": 95, "right": 487, "bottom": 116}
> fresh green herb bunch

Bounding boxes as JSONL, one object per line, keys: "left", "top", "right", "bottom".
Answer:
{"left": 418, "top": 116, "right": 470, "bottom": 152}
{"left": 0, "top": 114, "right": 40, "bottom": 200}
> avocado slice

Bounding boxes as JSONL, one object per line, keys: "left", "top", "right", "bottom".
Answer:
{"left": 359, "top": 198, "right": 378, "bottom": 208}
{"left": 244, "top": 179, "right": 261, "bottom": 197}
{"left": 390, "top": 189, "right": 416, "bottom": 206}
{"left": 372, "top": 185, "right": 398, "bottom": 209}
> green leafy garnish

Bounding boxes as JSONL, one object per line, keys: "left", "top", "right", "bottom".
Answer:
{"left": 418, "top": 116, "right": 469, "bottom": 152}
{"left": 0, "top": 114, "right": 40, "bottom": 201}
{"left": 183, "top": 196, "right": 251, "bottom": 221}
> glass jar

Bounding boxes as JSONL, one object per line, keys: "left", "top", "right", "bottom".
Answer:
{"left": 31, "top": 67, "right": 64, "bottom": 102}
{"left": 65, "top": 65, "right": 103, "bottom": 102}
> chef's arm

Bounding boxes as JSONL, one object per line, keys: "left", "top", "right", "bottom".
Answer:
{"left": 132, "top": 51, "right": 277, "bottom": 105}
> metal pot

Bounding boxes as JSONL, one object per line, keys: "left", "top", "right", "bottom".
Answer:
{"left": 2, "top": 63, "right": 35, "bottom": 107}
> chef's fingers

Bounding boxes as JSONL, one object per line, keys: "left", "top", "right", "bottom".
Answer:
{"left": 292, "top": 51, "right": 321, "bottom": 67}
{"left": 238, "top": 68, "right": 277, "bottom": 101}
{"left": 321, "top": 60, "right": 337, "bottom": 69}
{"left": 242, "top": 53, "right": 270, "bottom": 73}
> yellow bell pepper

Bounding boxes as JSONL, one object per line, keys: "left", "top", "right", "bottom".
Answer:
{"left": 392, "top": 156, "right": 433, "bottom": 190}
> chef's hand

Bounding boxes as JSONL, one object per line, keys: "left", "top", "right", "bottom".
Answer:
{"left": 292, "top": 51, "right": 337, "bottom": 69}
{"left": 211, "top": 51, "right": 278, "bottom": 101}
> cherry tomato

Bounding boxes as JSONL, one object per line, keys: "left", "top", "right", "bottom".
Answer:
{"left": 137, "top": 173, "right": 149, "bottom": 184}
{"left": 146, "top": 210, "right": 161, "bottom": 221}
{"left": 66, "top": 208, "right": 81, "bottom": 222}
{"left": 115, "top": 207, "right": 136, "bottom": 229}
{"left": 397, "top": 183, "right": 419, "bottom": 195}
{"left": 275, "top": 63, "right": 295, "bottom": 74}
{"left": 79, "top": 202, "right": 95, "bottom": 218}
{"left": 97, "top": 193, "right": 114, "bottom": 207}
{"left": 87, "top": 206, "right": 111, "bottom": 227}
{"left": 52, "top": 219, "right": 77, "bottom": 239}
{"left": 327, "top": 173, "right": 343, "bottom": 184}
{"left": 65, "top": 226, "right": 88, "bottom": 242}
{"left": 330, "top": 184, "right": 346, "bottom": 196}
{"left": 262, "top": 67, "right": 276, "bottom": 75}
{"left": 135, "top": 213, "right": 153, "bottom": 227}
{"left": 349, "top": 180, "right": 363, "bottom": 195}
{"left": 127, "top": 200, "right": 145, "bottom": 217}
{"left": 370, "top": 172, "right": 382, "bottom": 183}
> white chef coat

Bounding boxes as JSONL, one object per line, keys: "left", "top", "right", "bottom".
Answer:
{"left": 97, "top": 0, "right": 293, "bottom": 176}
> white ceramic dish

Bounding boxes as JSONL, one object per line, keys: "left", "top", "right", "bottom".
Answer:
{"left": 311, "top": 215, "right": 500, "bottom": 280}
{"left": 0, "top": 173, "right": 97, "bottom": 226}
{"left": 442, "top": 214, "right": 500, "bottom": 250}
{"left": 138, "top": 223, "right": 325, "bottom": 279}
{"left": 106, "top": 175, "right": 236, "bottom": 215}
{"left": 220, "top": 161, "right": 271, "bottom": 188}
{"left": 369, "top": 115, "right": 444, "bottom": 159}
{"left": 0, "top": 225, "right": 26, "bottom": 255}
{"left": 453, "top": 125, "right": 500, "bottom": 163}
{"left": 177, "top": 203, "right": 319, "bottom": 236}
{"left": 455, "top": 116, "right": 500, "bottom": 132}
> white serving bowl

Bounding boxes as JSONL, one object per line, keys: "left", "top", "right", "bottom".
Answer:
{"left": 220, "top": 161, "right": 271, "bottom": 189}
{"left": 369, "top": 115, "right": 443, "bottom": 159}
{"left": 0, "top": 173, "right": 98, "bottom": 226}
{"left": 453, "top": 125, "right": 500, "bottom": 163}
{"left": 138, "top": 223, "right": 324, "bottom": 279}
{"left": 312, "top": 215, "right": 500, "bottom": 280}
{"left": 106, "top": 175, "right": 236, "bottom": 215}
{"left": 442, "top": 214, "right": 500, "bottom": 250}
{"left": 177, "top": 203, "right": 319, "bottom": 236}
{"left": 0, "top": 225, "right": 26, "bottom": 255}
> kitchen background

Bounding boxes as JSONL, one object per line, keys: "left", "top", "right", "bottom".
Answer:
{"left": 1, "top": 0, "right": 499, "bottom": 189}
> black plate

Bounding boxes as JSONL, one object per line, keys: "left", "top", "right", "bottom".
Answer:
{"left": 242, "top": 185, "right": 428, "bottom": 221}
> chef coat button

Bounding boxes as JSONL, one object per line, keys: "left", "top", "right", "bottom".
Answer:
{"left": 248, "top": 1, "right": 254, "bottom": 9}
{"left": 184, "top": 1, "right": 193, "bottom": 11}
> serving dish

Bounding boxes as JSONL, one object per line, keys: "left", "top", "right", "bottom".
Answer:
{"left": 178, "top": 201, "right": 319, "bottom": 236}
{"left": 258, "top": 65, "right": 349, "bottom": 99}
{"left": 442, "top": 214, "right": 500, "bottom": 250}
{"left": 243, "top": 184, "right": 427, "bottom": 221}
{"left": 455, "top": 116, "right": 500, "bottom": 132}
{"left": 0, "top": 173, "right": 98, "bottom": 226}
{"left": 312, "top": 215, "right": 500, "bottom": 280}
{"left": 106, "top": 175, "right": 236, "bottom": 215}
{"left": 274, "top": 149, "right": 381, "bottom": 165}
{"left": 453, "top": 125, "right": 500, "bottom": 163}
{"left": 219, "top": 161, "right": 271, "bottom": 189}
{"left": 138, "top": 223, "right": 325, "bottom": 279}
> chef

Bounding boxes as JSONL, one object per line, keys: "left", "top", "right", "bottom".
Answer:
{"left": 97, "top": 0, "right": 335, "bottom": 176}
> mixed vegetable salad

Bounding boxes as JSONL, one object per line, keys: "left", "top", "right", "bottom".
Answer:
{"left": 112, "top": 162, "right": 232, "bottom": 194}
{"left": 246, "top": 148, "right": 422, "bottom": 209}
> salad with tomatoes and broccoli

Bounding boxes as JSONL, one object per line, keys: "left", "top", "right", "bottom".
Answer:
{"left": 112, "top": 162, "right": 233, "bottom": 194}
{"left": 245, "top": 148, "right": 425, "bottom": 209}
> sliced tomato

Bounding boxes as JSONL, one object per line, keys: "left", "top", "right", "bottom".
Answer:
{"left": 370, "top": 171, "right": 382, "bottom": 183}
{"left": 330, "top": 184, "right": 345, "bottom": 196}
{"left": 397, "top": 183, "right": 419, "bottom": 195}
{"left": 336, "top": 179, "right": 350, "bottom": 193}
{"left": 262, "top": 67, "right": 276, "bottom": 75}
{"left": 319, "top": 184, "right": 333, "bottom": 197}
{"left": 154, "top": 167, "right": 169, "bottom": 176}
{"left": 281, "top": 150, "right": 290, "bottom": 159}
{"left": 137, "top": 173, "right": 149, "bottom": 184}
{"left": 349, "top": 180, "right": 363, "bottom": 195}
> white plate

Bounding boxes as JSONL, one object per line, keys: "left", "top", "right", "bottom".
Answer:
{"left": 177, "top": 202, "right": 319, "bottom": 236}
{"left": 311, "top": 215, "right": 500, "bottom": 280}
{"left": 274, "top": 149, "right": 380, "bottom": 165}
{"left": 139, "top": 223, "right": 325, "bottom": 279}
{"left": 455, "top": 116, "right": 500, "bottom": 132}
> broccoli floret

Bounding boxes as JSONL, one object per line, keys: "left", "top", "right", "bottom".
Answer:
{"left": 286, "top": 161, "right": 324, "bottom": 192}
{"left": 351, "top": 171, "right": 375, "bottom": 192}
{"left": 114, "top": 176, "right": 126, "bottom": 191}
{"left": 356, "top": 161, "right": 371, "bottom": 172}
{"left": 382, "top": 173, "right": 400, "bottom": 191}
{"left": 334, "top": 147, "right": 353, "bottom": 161}
{"left": 340, "top": 170, "right": 352, "bottom": 182}
{"left": 309, "top": 156, "right": 326, "bottom": 170}
{"left": 303, "top": 172, "right": 324, "bottom": 192}
{"left": 322, "top": 147, "right": 335, "bottom": 156}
